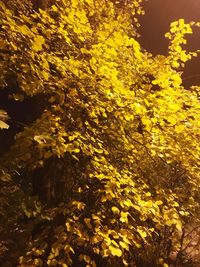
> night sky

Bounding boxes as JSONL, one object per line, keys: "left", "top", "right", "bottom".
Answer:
{"left": 139, "top": 0, "right": 200, "bottom": 88}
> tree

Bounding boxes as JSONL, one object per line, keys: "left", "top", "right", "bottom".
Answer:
{"left": 0, "top": 0, "right": 200, "bottom": 266}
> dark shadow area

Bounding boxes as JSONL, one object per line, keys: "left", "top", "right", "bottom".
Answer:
{"left": 0, "top": 89, "right": 46, "bottom": 156}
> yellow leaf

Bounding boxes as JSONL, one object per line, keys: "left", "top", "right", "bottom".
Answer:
{"left": 172, "top": 61, "right": 180, "bottom": 68}
{"left": 173, "top": 202, "right": 179, "bottom": 207}
{"left": 19, "top": 25, "right": 31, "bottom": 36}
{"left": 109, "top": 245, "right": 122, "bottom": 257}
{"left": 155, "top": 200, "right": 163, "bottom": 206}
{"left": 52, "top": 5, "right": 58, "bottom": 11}
{"left": 175, "top": 124, "right": 184, "bottom": 133}
{"left": 167, "top": 116, "right": 177, "bottom": 126}
{"left": 119, "top": 241, "right": 129, "bottom": 250}
{"left": 72, "top": 201, "right": 85, "bottom": 210}
{"left": 122, "top": 259, "right": 129, "bottom": 266}
{"left": 111, "top": 239, "right": 119, "bottom": 247}
{"left": 169, "top": 103, "right": 180, "bottom": 112}
{"left": 32, "top": 35, "right": 45, "bottom": 52}
{"left": 101, "top": 249, "right": 110, "bottom": 257}
{"left": 0, "top": 120, "right": 9, "bottom": 129}
{"left": 123, "top": 199, "right": 133, "bottom": 207}
{"left": 111, "top": 206, "right": 120, "bottom": 214}
{"left": 120, "top": 211, "right": 129, "bottom": 223}
{"left": 175, "top": 220, "right": 182, "bottom": 231}
{"left": 137, "top": 228, "right": 147, "bottom": 238}
{"left": 65, "top": 143, "right": 80, "bottom": 153}
{"left": 179, "top": 210, "right": 189, "bottom": 216}
{"left": 34, "top": 135, "right": 47, "bottom": 144}
{"left": 41, "top": 70, "right": 49, "bottom": 80}
{"left": 65, "top": 222, "right": 72, "bottom": 231}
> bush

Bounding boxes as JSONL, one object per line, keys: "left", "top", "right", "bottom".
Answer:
{"left": 0, "top": 0, "right": 200, "bottom": 266}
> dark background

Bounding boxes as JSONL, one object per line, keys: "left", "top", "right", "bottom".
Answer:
{"left": 139, "top": 0, "right": 200, "bottom": 88}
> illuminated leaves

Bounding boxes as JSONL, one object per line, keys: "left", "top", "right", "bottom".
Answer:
{"left": 111, "top": 206, "right": 120, "bottom": 214}
{"left": 175, "top": 124, "right": 185, "bottom": 133}
{"left": 0, "top": 120, "right": 9, "bottom": 129}
{"left": 120, "top": 211, "right": 129, "bottom": 223}
{"left": 163, "top": 209, "right": 182, "bottom": 231}
{"left": 165, "top": 18, "right": 198, "bottom": 67}
{"left": 137, "top": 228, "right": 147, "bottom": 239}
{"left": 32, "top": 35, "right": 45, "bottom": 52}
{"left": 0, "top": 0, "right": 200, "bottom": 266}
{"left": 109, "top": 245, "right": 122, "bottom": 257}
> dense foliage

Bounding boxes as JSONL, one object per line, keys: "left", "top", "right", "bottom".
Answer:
{"left": 0, "top": 0, "right": 200, "bottom": 266}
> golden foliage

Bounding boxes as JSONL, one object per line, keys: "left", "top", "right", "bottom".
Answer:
{"left": 0, "top": 0, "right": 200, "bottom": 266}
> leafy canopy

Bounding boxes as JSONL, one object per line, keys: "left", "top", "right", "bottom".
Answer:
{"left": 0, "top": 0, "right": 200, "bottom": 266}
